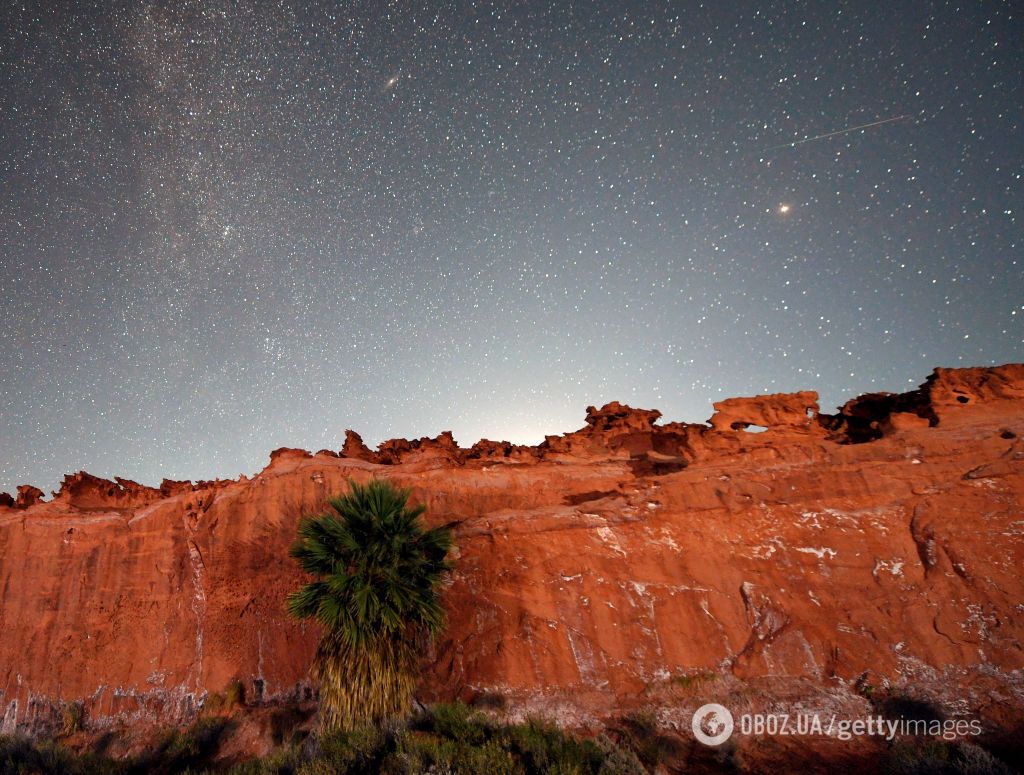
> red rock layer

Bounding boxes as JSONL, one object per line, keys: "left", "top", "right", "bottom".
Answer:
{"left": 0, "top": 364, "right": 1022, "bottom": 740}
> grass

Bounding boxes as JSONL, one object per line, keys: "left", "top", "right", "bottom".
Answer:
{"left": 879, "top": 739, "right": 1013, "bottom": 774}
{"left": 0, "top": 717, "right": 232, "bottom": 775}
{"left": 203, "top": 680, "right": 248, "bottom": 717}
{"left": 0, "top": 703, "right": 651, "bottom": 775}
{"left": 670, "top": 671, "right": 718, "bottom": 692}
{"left": 2, "top": 704, "right": 1016, "bottom": 774}
{"left": 276, "top": 703, "right": 650, "bottom": 775}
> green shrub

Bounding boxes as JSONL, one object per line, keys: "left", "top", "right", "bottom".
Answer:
{"left": 142, "top": 717, "right": 232, "bottom": 774}
{"left": 594, "top": 735, "right": 647, "bottom": 775}
{"left": 854, "top": 671, "right": 877, "bottom": 699}
{"left": 379, "top": 730, "right": 522, "bottom": 775}
{"left": 0, "top": 706, "right": 658, "bottom": 775}
{"left": 420, "top": 701, "right": 491, "bottom": 745}
{"left": 508, "top": 717, "right": 607, "bottom": 774}
{"left": 0, "top": 734, "right": 125, "bottom": 775}
{"left": 307, "top": 723, "right": 387, "bottom": 773}
{"left": 224, "top": 745, "right": 305, "bottom": 775}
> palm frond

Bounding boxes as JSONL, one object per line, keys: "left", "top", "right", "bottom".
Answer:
{"left": 286, "top": 478, "right": 454, "bottom": 731}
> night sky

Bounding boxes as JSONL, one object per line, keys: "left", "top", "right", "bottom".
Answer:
{"left": 1, "top": 2, "right": 1021, "bottom": 493}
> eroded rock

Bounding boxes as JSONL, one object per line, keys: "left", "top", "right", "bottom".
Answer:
{"left": 14, "top": 484, "right": 44, "bottom": 509}
{"left": 340, "top": 430, "right": 376, "bottom": 462}
{"left": 0, "top": 364, "right": 1021, "bottom": 744}
{"left": 709, "top": 391, "right": 819, "bottom": 431}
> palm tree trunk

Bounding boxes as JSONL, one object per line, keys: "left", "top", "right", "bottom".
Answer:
{"left": 314, "top": 630, "right": 419, "bottom": 732}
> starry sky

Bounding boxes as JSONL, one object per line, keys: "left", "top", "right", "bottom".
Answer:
{"left": 1, "top": 1, "right": 1021, "bottom": 493}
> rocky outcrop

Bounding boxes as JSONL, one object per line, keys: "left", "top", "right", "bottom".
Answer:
{"left": 922, "top": 364, "right": 1024, "bottom": 418}
{"left": 267, "top": 448, "right": 313, "bottom": 465}
{"left": 0, "top": 364, "right": 1022, "bottom": 756}
{"left": 50, "top": 472, "right": 166, "bottom": 511}
{"left": 709, "top": 390, "right": 819, "bottom": 431}
{"left": 823, "top": 364, "right": 1024, "bottom": 442}
{"left": 14, "top": 484, "right": 44, "bottom": 509}
{"left": 340, "top": 430, "right": 376, "bottom": 462}
{"left": 464, "top": 439, "right": 538, "bottom": 462}
{"left": 540, "top": 402, "right": 668, "bottom": 459}
{"left": 376, "top": 431, "right": 462, "bottom": 466}
{"left": 582, "top": 401, "right": 663, "bottom": 433}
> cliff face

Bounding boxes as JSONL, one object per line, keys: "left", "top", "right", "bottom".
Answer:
{"left": 1, "top": 365, "right": 1023, "bottom": 740}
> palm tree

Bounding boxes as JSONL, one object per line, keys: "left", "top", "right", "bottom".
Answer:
{"left": 286, "top": 478, "right": 453, "bottom": 731}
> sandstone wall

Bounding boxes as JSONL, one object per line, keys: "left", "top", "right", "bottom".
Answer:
{"left": 1, "top": 365, "right": 1022, "bottom": 735}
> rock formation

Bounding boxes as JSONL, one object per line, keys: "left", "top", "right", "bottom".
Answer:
{"left": 1, "top": 364, "right": 1022, "bottom": 761}
{"left": 709, "top": 390, "right": 818, "bottom": 431}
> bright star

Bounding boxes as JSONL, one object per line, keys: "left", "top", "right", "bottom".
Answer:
{"left": 778, "top": 204, "right": 792, "bottom": 214}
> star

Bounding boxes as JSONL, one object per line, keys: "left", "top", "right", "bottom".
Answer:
{"left": 0, "top": 2, "right": 1016, "bottom": 493}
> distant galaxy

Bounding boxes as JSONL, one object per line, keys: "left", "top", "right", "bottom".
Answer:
{"left": 0, "top": 1, "right": 1021, "bottom": 492}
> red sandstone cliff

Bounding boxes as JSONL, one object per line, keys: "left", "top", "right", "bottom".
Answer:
{"left": 1, "top": 365, "right": 1022, "bottom": 755}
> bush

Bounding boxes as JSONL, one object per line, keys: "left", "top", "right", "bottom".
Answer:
{"left": 59, "top": 701, "right": 85, "bottom": 737}
{"left": 269, "top": 705, "right": 307, "bottom": 747}
{"left": 418, "top": 701, "right": 491, "bottom": 745}
{"left": 0, "top": 734, "right": 124, "bottom": 775}
{"left": 225, "top": 745, "right": 304, "bottom": 775}
{"left": 508, "top": 717, "right": 607, "bottom": 774}
{"left": 203, "top": 691, "right": 227, "bottom": 716}
{"left": 308, "top": 723, "right": 387, "bottom": 772}
{"left": 954, "top": 742, "right": 1013, "bottom": 774}
{"left": 670, "top": 671, "right": 716, "bottom": 692}
{"left": 609, "top": 711, "right": 679, "bottom": 769}
{"left": 881, "top": 739, "right": 1013, "bottom": 775}
{"left": 381, "top": 731, "right": 521, "bottom": 775}
{"left": 226, "top": 679, "right": 247, "bottom": 710}
{"left": 0, "top": 706, "right": 655, "bottom": 775}
{"left": 594, "top": 735, "right": 647, "bottom": 775}
{"left": 140, "top": 717, "right": 232, "bottom": 774}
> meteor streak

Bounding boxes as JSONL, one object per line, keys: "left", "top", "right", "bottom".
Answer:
{"left": 765, "top": 115, "right": 910, "bottom": 151}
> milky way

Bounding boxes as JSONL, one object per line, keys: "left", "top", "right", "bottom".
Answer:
{"left": 1, "top": 1, "right": 1021, "bottom": 492}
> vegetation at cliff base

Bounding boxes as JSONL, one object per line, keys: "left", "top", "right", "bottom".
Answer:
{"left": 1, "top": 701, "right": 1017, "bottom": 774}
{"left": 226, "top": 702, "right": 649, "bottom": 775}
{"left": 0, "top": 703, "right": 650, "bottom": 774}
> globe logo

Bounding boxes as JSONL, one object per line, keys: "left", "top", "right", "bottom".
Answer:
{"left": 691, "top": 703, "right": 734, "bottom": 746}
